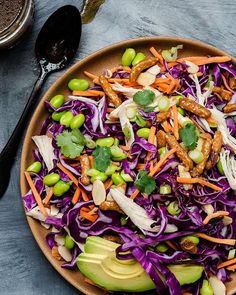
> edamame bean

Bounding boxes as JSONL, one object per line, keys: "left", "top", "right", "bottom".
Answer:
{"left": 105, "top": 165, "right": 120, "bottom": 176}
{"left": 49, "top": 94, "right": 64, "bottom": 109}
{"left": 52, "top": 110, "right": 67, "bottom": 121}
{"left": 43, "top": 173, "right": 60, "bottom": 186}
{"left": 96, "top": 137, "right": 114, "bottom": 147}
{"left": 85, "top": 138, "right": 96, "bottom": 149}
{"left": 120, "top": 216, "right": 128, "bottom": 226}
{"left": 65, "top": 234, "right": 75, "bottom": 250}
{"left": 110, "top": 146, "right": 125, "bottom": 158}
{"left": 53, "top": 180, "right": 72, "bottom": 196}
{"left": 167, "top": 201, "right": 181, "bottom": 215}
{"left": 91, "top": 173, "right": 108, "bottom": 183}
{"left": 155, "top": 242, "right": 168, "bottom": 253}
{"left": 112, "top": 154, "right": 127, "bottom": 161}
{"left": 60, "top": 111, "right": 73, "bottom": 127}
{"left": 112, "top": 173, "right": 125, "bottom": 185}
{"left": 158, "top": 147, "right": 166, "bottom": 157}
{"left": 70, "top": 113, "right": 85, "bottom": 129}
{"left": 200, "top": 280, "right": 213, "bottom": 295}
{"left": 132, "top": 52, "right": 146, "bottom": 66}
{"left": 121, "top": 48, "right": 136, "bottom": 66}
{"left": 26, "top": 161, "right": 42, "bottom": 173}
{"left": 136, "top": 128, "right": 150, "bottom": 139}
{"left": 68, "top": 79, "right": 89, "bottom": 91}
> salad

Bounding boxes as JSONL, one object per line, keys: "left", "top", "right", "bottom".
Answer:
{"left": 23, "top": 44, "right": 236, "bottom": 295}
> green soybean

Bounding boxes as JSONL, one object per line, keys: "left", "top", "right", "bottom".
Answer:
{"left": 200, "top": 280, "right": 213, "bottom": 295}
{"left": 136, "top": 128, "right": 150, "bottom": 139}
{"left": 121, "top": 48, "right": 136, "bottom": 66}
{"left": 120, "top": 216, "right": 128, "bottom": 226}
{"left": 52, "top": 111, "right": 67, "bottom": 121}
{"left": 53, "top": 180, "right": 72, "bottom": 196}
{"left": 91, "top": 173, "right": 108, "bottom": 183}
{"left": 49, "top": 94, "right": 64, "bottom": 109}
{"left": 60, "top": 111, "right": 74, "bottom": 127}
{"left": 96, "top": 137, "right": 114, "bottom": 147}
{"left": 65, "top": 234, "right": 75, "bottom": 250}
{"left": 158, "top": 147, "right": 166, "bottom": 157}
{"left": 132, "top": 52, "right": 146, "bottom": 66}
{"left": 112, "top": 173, "right": 125, "bottom": 185}
{"left": 167, "top": 201, "right": 181, "bottom": 215}
{"left": 70, "top": 113, "right": 85, "bottom": 129}
{"left": 155, "top": 242, "right": 168, "bottom": 253}
{"left": 68, "top": 79, "right": 89, "bottom": 91}
{"left": 85, "top": 138, "right": 96, "bottom": 149}
{"left": 110, "top": 146, "right": 125, "bottom": 158}
{"left": 43, "top": 173, "right": 60, "bottom": 186}
{"left": 26, "top": 161, "right": 42, "bottom": 173}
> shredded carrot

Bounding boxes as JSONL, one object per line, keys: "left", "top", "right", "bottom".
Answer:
{"left": 44, "top": 187, "right": 54, "bottom": 206}
{"left": 161, "top": 121, "right": 173, "bottom": 133}
{"left": 72, "top": 187, "right": 81, "bottom": 204}
{"left": 107, "top": 107, "right": 115, "bottom": 113}
{"left": 176, "top": 177, "right": 222, "bottom": 191}
{"left": 165, "top": 240, "right": 178, "bottom": 250}
{"left": 217, "top": 258, "right": 236, "bottom": 269}
{"left": 149, "top": 148, "right": 176, "bottom": 177}
{"left": 183, "top": 293, "right": 193, "bottom": 295}
{"left": 176, "top": 55, "right": 231, "bottom": 66}
{"left": 88, "top": 155, "right": 94, "bottom": 167}
{"left": 147, "top": 127, "right": 156, "bottom": 160}
{"left": 72, "top": 90, "right": 105, "bottom": 97}
{"left": 108, "top": 78, "right": 129, "bottom": 83}
{"left": 155, "top": 83, "right": 170, "bottom": 93}
{"left": 81, "top": 188, "right": 89, "bottom": 201}
{"left": 136, "top": 163, "right": 146, "bottom": 170}
{"left": 166, "top": 73, "right": 178, "bottom": 94}
{"left": 154, "top": 77, "right": 171, "bottom": 84}
{"left": 92, "top": 77, "right": 100, "bottom": 84}
{"left": 83, "top": 71, "right": 98, "bottom": 80}
{"left": 57, "top": 163, "right": 78, "bottom": 186}
{"left": 195, "top": 233, "right": 236, "bottom": 246}
{"left": 149, "top": 46, "right": 163, "bottom": 64}
{"left": 24, "top": 172, "right": 48, "bottom": 217}
{"left": 221, "top": 74, "right": 234, "bottom": 93}
{"left": 70, "top": 162, "right": 80, "bottom": 167}
{"left": 203, "top": 211, "right": 229, "bottom": 225}
{"left": 80, "top": 210, "right": 98, "bottom": 222}
{"left": 226, "top": 264, "right": 236, "bottom": 271}
{"left": 130, "top": 189, "right": 140, "bottom": 200}
{"left": 172, "top": 105, "right": 179, "bottom": 140}
{"left": 104, "top": 179, "right": 113, "bottom": 189}
{"left": 119, "top": 145, "right": 130, "bottom": 151}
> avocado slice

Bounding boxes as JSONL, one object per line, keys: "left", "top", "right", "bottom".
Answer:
{"left": 77, "top": 236, "right": 204, "bottom": 292}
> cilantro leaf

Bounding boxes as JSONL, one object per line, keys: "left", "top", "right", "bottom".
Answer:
{"left": 56, "top": 129, "right": 85, "bottom": 159}
{"left": 133, "top": 90, "right": 155, "bottom": 106}
{"left": 134, "top": 171, "right": 156, "bottom": 195}
{"left": 93, "top": 146, "right": 111, "bottom": 172}
{"left": 179, "top": 123, "right": 198, "bottom": 150}
{"left": 143, "top": 105, "right": 157, "bottom": 113}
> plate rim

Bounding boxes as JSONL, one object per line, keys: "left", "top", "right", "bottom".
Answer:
{"left": 20, "top": 35, "right": 236, "bottom": 295}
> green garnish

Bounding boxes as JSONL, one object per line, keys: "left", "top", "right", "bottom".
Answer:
{"left": 179, "top": 123, "right": 198, "bottom": 150}
{"left": 134, "top": 171, "right": 156, "bottom": 195}
{"left": 233, "top": 116, "right": 236, "bottom": 124}
{"left": 93, "top": 146, "right": 112, "bottom": 172}
{"left": 133, "top": 90, "right": 155, "bottom": 106}
{"left": 56, "top": 129, "right": 86, "bottom": 158}
{"left": 143, "top": 106, "right": 157, "bottom": 113}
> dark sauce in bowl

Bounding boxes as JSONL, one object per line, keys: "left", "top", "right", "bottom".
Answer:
{"left": 0, "top": 0, "right": 24, "bottom": 32}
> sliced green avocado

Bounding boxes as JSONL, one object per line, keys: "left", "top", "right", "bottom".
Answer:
{"left": 77, "top": 236, "right": 204, "bottom": 292}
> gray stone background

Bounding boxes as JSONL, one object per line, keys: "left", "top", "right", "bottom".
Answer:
{"left": 0, "top": 0, "right": 235, "bottom": 294}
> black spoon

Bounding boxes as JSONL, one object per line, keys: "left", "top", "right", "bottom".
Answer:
{"left": 0, "top": 5, "right": 81, "bottom": 197}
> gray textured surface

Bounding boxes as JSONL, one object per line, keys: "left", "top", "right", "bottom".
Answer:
{"left": 0, "top": 0, "right": 235, "bottom": 294}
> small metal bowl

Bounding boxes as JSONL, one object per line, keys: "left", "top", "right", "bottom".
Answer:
{"left": 0, "top": 0, "right": 34, "bottom": 50}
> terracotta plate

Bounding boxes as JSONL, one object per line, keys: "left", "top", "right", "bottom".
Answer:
{"left": 20, "top": 36, "right": 236, "bottom": 295}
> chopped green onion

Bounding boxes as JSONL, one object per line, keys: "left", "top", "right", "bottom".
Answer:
{"left": 167, "top": 201, "right": 181, "bottom": 215}
{"left": 87, "top": 168, "right": 101, "bottom": 177}
{"left": 158, "top": 96, "right": 170, "bottom": 112}
{"left": 135, "top": 114, "right": 147, "bottom": 127}
{"left": 112, "top": 173, "right": 125, "bottom": 185}
{"left": 160, "top": 184, "right": 172, "bottom": 195}
{"left": 228, "top": 249, "right": 236, "bottom": 260}
{"left": 177, "top": 107, "right": 185, "bottom": 116}
{"left": 188, "top": 149, "right": 204, "bottom": 164}
{"left": 206, "top": 74, "right": 213, "bottom": 88}
{"left": 200, "top": 279, "right": 213, "bottom": 295}
{"left": 174, "top": 95, "right": 184, "bottom": 106}
{"left": 155, "top": 242, "right": 169, "bottom": 253}
{"left": 216, "top": 160, "right": 224, "bottom": 176}
{"left": 161, "top": 45, "right": 183, "bottom": 62}
{"left": 105, "top": 165, "right": 120, "bottom": 176}
{"left": 181, "top": 236, "right": 200, "bottom": 245}
{"left": 121, "top": 170, "right": 133, "bottom": 182}
{"left": 158, "top": 147, "right": 166, "bottom": 158}
{"left": 120, "top": 216, "right": 128, "bottom": 226}
{"left": 123, "top": 124, "right": 131, "bottom": 139}
{"left": 126, "top": 107, "right": 137, "bottom": 121}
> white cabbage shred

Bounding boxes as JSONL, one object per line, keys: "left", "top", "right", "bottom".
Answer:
{"left": 98, "top": 96, "right": 106, "bottom": 134}
{"left": 110, "top": 188, "right": 178, "bottom": 233}
{"left": 220, "top": 149, "right": 236, "bottom": 190}
{"left": 190, "top": 73, "right": 214, "bottom": 106}
{"left": 32, "top": 135, "right": 56, "bottom": 172}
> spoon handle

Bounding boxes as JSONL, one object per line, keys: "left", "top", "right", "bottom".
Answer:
{"left": 0, "top": 70, "right": 46, "bottom": 196}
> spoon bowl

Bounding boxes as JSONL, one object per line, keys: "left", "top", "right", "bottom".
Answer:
{"left": 0, "top": 5, "right": 81, "bottom": 198}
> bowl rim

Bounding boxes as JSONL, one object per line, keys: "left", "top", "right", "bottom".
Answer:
{"left": 20, "top": 35, "right": 236, "bottom": 295}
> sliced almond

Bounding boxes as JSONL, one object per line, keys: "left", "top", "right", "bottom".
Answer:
{"left": 185, "top": 60, "right": 199, "bottom": 74}
{"left": 178, "top": 165, "right": 192, "bottom": 190}
{"left": 51, "top": 246, "right": 63, "bottom": 261}
{"left": 58, "top": 245, "right": 72, "bottom": 262}
{"left": 223, "top": 216, "right": 233, "bottom": 225}
{"left": 51, "top": 226, "right": 60, "bottom": 233}
{"left": 209, "top": 276, "right": 226, "bottom": 295}
{"left": 106, "top": 192, "right": 114, "bottom": 201}
{"left": 137, "top": 72, "right": 156, "bottom": 86}
{"left": 40, "top": 221, "right": 50, "bottom": 229}
{"left": 202, "top": 204, "right": 214, "bottom": 215}
{"left": 55, "top": 235, "right": 65, "bottom": 246}
{"left": 146, "top": 65, "right": 160, "bottom": 76}
{"left": 50, "top": 205, "right": 59, "bottom": 216}
{"left": 92, "top": 179, "right": 106, "bottom": 205}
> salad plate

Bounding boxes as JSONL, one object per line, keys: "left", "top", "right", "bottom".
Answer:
{"left": 20, "top": 36, "right": 236, "bottom": 295}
